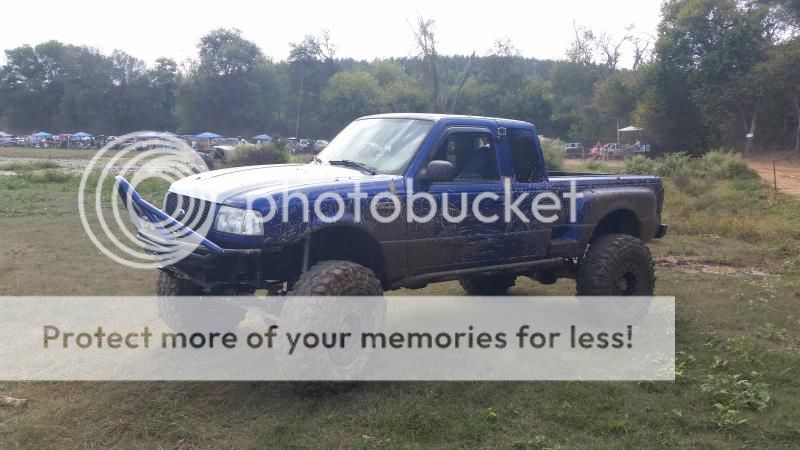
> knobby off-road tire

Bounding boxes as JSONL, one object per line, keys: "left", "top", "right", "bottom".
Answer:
{"left": 156, "top": 270, "right": 203, "bottom": 296}
{"left": 459, "top": 274, "right": 517, "bottom": 296}
{"left": 289, "top": 260, "right": 383, "bottom": 296}
{"left": 156, "top": 271, "right": 242, "bottom": 331}
{"left": 576, "top": 234, "right": 655, "bottom": 323}
{"left": 576, "top": 234, "right": 655, "bottom": 296}
{"left": 285, "top": 260, "right": 384, "bottom": 394}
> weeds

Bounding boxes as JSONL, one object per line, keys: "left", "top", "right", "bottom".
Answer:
{"left": 700, "top": 373, "right": 770, "bottom": 428}
{"left": 21, "top": 169, "right": 74, "bottom": 184}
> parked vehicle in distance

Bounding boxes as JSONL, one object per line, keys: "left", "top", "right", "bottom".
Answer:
{"left": 118, "top": 113, "right": 667, "bottom": 300}
{"left": 0, "top": 136, "right": 15, "bottom": 147}
{"left": 314, "top": 140, "right": 329, "bottom": 151}
{"left": 298, "top": 139, "right": 313, "bottom": 152}
{"left": 208, "top": 138, "right": 243, "bottom": 160}
{"left": 600, "top": 143, "right": 626, "bottom": 159}
{"left": 562, "top": 142, "right": 584, "bottom": 158}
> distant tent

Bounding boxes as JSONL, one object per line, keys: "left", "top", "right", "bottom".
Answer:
{"left": 33, "top": 131, "right": 53, "bottom": 137}
{"left": 195, "top": 132, "right": 222, "bottom": 139}
{"left": 617, "top": 126, "right": 642, "bottom": 132}
{"left": 0, "top": 131, "right": 12, "bottom": 137}
{"left": 252, "top": 134, "right": 272, "bottom": 141}
{"left": 71, "top": 131, "right": 93, "bottom": 137}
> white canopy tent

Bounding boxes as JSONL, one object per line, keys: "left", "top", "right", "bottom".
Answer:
{"left": 618, "top": 126, "right": 642, "bottom": 132}
{"left": 617, "top": 125, "right": 643, "bottom": 142}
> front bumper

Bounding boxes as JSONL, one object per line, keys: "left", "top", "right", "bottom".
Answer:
{"left": 114, "top": 176, "right": 259, "bottom": 273}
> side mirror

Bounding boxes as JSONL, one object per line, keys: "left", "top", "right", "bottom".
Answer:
{"left": 420, "top": 160, "right": 456, "bottom": 183}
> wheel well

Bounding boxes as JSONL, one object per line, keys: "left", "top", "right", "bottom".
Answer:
{"left": 591, "top": 209, "right": 640, "bottom": 241}
{"left": 292, "top": 226, "right": 387, "bottom": 285}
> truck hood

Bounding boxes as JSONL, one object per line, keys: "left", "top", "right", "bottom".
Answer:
{"left": 169, "top": 163, "right": 398, "bottom": 204}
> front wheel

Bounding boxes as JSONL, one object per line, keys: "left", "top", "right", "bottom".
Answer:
{"left": 289, "top": 260, "right": 383, "bottom": 296}
{"left": 284, "top": 261, "right": 384, "bottom": 392}
{"left": 156, "top": 271, "right": 243, "bottom": 331}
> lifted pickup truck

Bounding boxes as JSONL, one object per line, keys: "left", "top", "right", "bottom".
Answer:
{"left": 118, "top": 113, "right": 667, "bottom": 297}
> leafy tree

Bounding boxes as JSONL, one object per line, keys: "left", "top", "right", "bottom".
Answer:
{"left": 175, "top": 29, "right": 278, "bottom": 136}
{"left": 321, "top": 71, "right": 381, "bottom": 130}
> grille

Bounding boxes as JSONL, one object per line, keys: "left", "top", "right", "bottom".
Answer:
{"left": 163, "top": 192, "right": 214, "bottom": 230}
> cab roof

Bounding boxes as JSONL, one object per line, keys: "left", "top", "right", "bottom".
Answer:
{"left": 359, "top": 113, "right": 534, "bottom": 129}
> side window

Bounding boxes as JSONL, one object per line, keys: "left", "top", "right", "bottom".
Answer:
{"left": 428, "top": 131, "right": 499, "bottom": 181}
{"left": 508, "top": 128, "right": 544, "bottom": 183}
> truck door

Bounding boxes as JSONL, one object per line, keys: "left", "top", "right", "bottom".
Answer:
{"left": 406, "top": 126, "right": 510, "bottom": 270}
{"left": 505, "top": 127, "right": 557, "bottom": 259}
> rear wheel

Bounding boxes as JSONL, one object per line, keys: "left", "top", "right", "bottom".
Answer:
{"left": 459, "top": 274, "right": 516, "bottom": 296}
{"left": 576, "top": 234, "right": 655, "bottom": 323}
{"left": 576, "top": 234, "right": 655, "bottom": 295}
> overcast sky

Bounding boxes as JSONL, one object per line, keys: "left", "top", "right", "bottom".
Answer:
{"left": 1, "top": 0, "right": 662, "bottom": 67}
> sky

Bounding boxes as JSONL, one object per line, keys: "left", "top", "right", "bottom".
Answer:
{"left": 1, "top": 0, "right": 663, "bottom": 67}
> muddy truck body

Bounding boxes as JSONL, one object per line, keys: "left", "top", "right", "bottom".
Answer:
{"left": 118, "top": 114, "right": 667, "bottom": 296}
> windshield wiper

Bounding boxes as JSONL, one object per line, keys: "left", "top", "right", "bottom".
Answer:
{"left": 328, "top": 159, "right": 377, "bottom": 175}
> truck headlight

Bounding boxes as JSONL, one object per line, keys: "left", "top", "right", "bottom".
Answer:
{"left": 215, "top": 206, "right": 264, "bottom": 236}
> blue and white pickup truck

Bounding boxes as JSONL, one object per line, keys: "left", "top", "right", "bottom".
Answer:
{"left": 117, "top": 113, "right": 667, "bottom": 297}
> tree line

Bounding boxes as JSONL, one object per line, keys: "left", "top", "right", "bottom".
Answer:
{"left": 0, "top": 0, "right": 798, "bottom": 152}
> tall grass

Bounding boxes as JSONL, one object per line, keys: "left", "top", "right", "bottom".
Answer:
{"left": 660, "top": 151, "right": 799, "bottom": 244}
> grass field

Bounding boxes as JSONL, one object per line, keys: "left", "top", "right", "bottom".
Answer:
{"left": 1, "top": 148, "right": 799, "bottom": 448}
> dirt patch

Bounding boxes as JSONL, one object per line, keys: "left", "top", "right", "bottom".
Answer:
{"left": 747, "top": 157, "right": 800, "bottom": 198}
{"left": 656, "top": 256, "right": 770, "bottom": 276}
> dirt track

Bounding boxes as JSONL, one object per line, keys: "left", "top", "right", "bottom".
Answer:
{"left": 748, "top": 158, "right": 800, "bottom": 198}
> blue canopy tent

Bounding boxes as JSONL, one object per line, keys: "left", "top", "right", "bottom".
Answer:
{"left": 252, "top": 134, "right": 272, "bottom": 141}
{"left": 71, "top": 131, "right": 92, "bottom": 138}
{"left": 195, "top": 132, "right": 222, "bottom": 139}
{"left": 33, "top": 131, "right": 53, "bottom": 137}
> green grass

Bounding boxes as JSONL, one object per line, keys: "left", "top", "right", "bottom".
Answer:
{"left": 0, "top": 146, "right": 130, "bottom": 160}
{"left": 0, "top": 152, "right": 799, "bottom": 447}
{"left": 0, "top": 160, "right": 61, "bottom": 171}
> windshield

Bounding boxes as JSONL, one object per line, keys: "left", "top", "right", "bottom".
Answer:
{"left": 317, "top": 118, "right": 433, "bottom": 175}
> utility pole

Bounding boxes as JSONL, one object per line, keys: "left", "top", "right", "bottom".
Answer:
{"left": 295, "top": 72, "right": 304, "bottom": 139}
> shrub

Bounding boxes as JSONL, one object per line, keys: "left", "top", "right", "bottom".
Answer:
{"left": 229, "top": 142, "right": 291, "bottom": 167}
{"left": 625, "top": 155, "right": 656, "bottom": 175}
{"left": 656, "top": 152, "right": 690, "bottom": 178}
{"left": 582, "top": 159, "right": 612, "bottom": 173}
{"left": 540, "top": 139, "right": 564, "bottom": 171}
{"left": 696, "top": 151, "right": 757, "bottom": 181}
